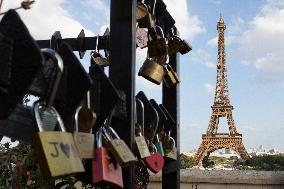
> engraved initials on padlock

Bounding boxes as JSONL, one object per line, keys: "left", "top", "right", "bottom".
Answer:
{"left": 103, "top": 126, "right": 137, "bottom": 167}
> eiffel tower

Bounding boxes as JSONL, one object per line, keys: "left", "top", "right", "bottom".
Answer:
{"left": 194, "top": 15, "right": 250, "bottom": 166}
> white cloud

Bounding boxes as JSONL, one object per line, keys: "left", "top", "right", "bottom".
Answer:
{"left": 205, "top": 83, "right": 215, "bottom": 95}
{"left": 191, "top": 49, "right": 215, "bottom": 68}
{"left": 163, "top": 0, "right": 205, "bottom": 40}
{"left": 84, "top": 0, "right": 109, "bottom": 12}
{"left": 1, "top": 0, "right": 94, "bottom": 39}
{"left": 237, "top": 0, "right": 284, "bottom": 74}
{"left": 228, "top": 17, "right": 245, "bottom": 35}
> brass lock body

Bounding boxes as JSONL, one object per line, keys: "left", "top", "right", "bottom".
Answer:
{"left": 147, "top": 26, "right": 168, "bottom": 58}
{"left": 103, "top": 126, "right": 137, "bottom": 167}
{"left": 136, "top": 1, "right": 155, "bottom": 29}
{"left": 138, "top": 58, "right": 164, "bottom": 85}
{"left": 163, "top": 64, "right": 180, "bottom": 88}
{"left": 73, "top": 106, "right": 95, "bottom": 159}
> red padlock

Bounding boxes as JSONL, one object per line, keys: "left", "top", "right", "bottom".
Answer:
{"left": 92, "top": 127, "right": 123, "bottom": 188}
{"left": 143, "top": 142, "right": 164, "bottom": 173}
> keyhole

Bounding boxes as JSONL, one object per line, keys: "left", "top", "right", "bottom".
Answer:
{"left": 155, "top": 161, "right": 158, "bottom": 167}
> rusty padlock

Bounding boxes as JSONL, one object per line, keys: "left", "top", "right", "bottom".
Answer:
{"left": 92, "top": 127, "right": 123, "bottom": 188}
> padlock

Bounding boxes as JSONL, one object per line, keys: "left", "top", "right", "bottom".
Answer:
{"left": 135, "top": 123, "right": 151, "bottom": 159}
{"left": 34, "top": 48, "right": 64, "bottom": 131}
{"left": 179, "top": 39, "right": 192, "bottom": 55}
{"left": 163, "top": 64, "right": 180, "bottom": 88}
{"left": 135, "top": 98, "right": 151, "bottom": 159}
{"left": 77, "top": 91, "right": 97, "bottom": 132}
{"left": 164, "top": 135, "right": 177, "bottom": 161}
{"left": 138, "top": 56, "right": 164, "bottom": 85}
{"left": 92, "top": 127, "right": 123, "bottom": 188}
{"left": 137, "top": 2, "right": 148, "bottom": 20}
{"left": 137, "top": 1, "right": 155, "bottom": 28}
{"left": 143, "top": 142, "right": 164, "bottom": 174}
{"left": 33, "top": 101, "right": 85, "bottom": 178}
{"left": 162, "top": 131, "right": 177, "bottom": 161}
{"left": 154, "top": 133, "right": 164, "bottom": 156}
{"left": 144, "top": 106, "right": 159, "bottom": 142}
{"left": 91, "top": 35, "right": 109, "bottom": 67}
{"left": 136, "top": 27, "right": 148, "bottom": 49}
{"left": 168, "top": 35, "right": 183, "bottom": 56}
{"left": 103, "top": 126, "right": 137, "bottom": 167}
{"left": 147, "top": 26, "right": 168, "bottom": 58}
{"left": 73, "top": 106, "right": 95, "bottom": 159}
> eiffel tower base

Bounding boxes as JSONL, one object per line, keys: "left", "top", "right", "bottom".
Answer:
{"left": 194, "top": 134, "right": 250, "bottom": 167}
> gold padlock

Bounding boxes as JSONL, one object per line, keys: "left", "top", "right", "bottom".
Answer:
{"left": 103, "top": 126, "right": 137, "bottom": 167}
{"left": 33, "top": 101, "right": 85, "bottom": 178}
{"left": 73, "top": 106, "right": 95, "bottom": 159}
{"left": 163, "top": 64, "right": 180, "bottom": 88}
{"left": 77, "top": 91, "right": 97, "bottom": 132}
{"left": 147, "top": 26, "right": 168, "bottom": 58}
{"left": 138, "top": 56, "right": 164, "bottom": 85}
{"left": 137, "top": 1, "right": 155, "bottom": 28}
{"left": 137, "top": 2, "right": 148, "bottom": 20}
{"left": 135, "top": 123, "right": 151, "bottom": 159}
{"left": 162, "top": 131, "right": 177, "bottom": 161}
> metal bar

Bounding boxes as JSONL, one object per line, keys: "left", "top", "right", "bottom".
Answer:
{"left": 109, "top": 0, "right": 136, "bottom": 188}
{"left": 0, "top": 105, "right": 36, "bottom": 143}
{"left": 36, "top": 36, "right": 108, "bottom": 51}
{"left": 162, "top": 29, "right": 180, "bottom": 189}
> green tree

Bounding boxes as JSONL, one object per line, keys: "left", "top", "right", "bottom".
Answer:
{"left": 180, "top": 154, "right": 194, "bottom": 169}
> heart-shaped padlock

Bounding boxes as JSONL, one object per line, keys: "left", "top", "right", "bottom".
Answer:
{"left": 143, "top": 142, "right": 164, "bottom": 173}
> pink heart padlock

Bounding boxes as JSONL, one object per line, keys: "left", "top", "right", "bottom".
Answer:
{"left": 143, "top": 143, "right": 164, "bottom": 173}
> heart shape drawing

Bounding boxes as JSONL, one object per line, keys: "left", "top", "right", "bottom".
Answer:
{"left": 144, "top": 152, "right": 164, "bottom": 173}
{"left": 60, "top": 143, "right": 70, "bottom": 158}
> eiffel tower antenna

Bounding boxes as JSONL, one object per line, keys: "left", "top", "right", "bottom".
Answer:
{"left": 194, "top": 15, "right": 249, "bottom": 167}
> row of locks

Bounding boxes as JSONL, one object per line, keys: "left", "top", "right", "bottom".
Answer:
{"left": 136, "top": 0, "right": 191, "bottom": 87}
{"left": 0, "top": 1, "right": 190, "bottom": 188}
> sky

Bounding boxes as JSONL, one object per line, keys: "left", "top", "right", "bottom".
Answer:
{"left": 1, "top": 0, "right": 284, "bottom": 151}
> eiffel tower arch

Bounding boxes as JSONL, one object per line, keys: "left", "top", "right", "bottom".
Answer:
{"left": 194, "top": 15, "right": 250, "bottom": 167}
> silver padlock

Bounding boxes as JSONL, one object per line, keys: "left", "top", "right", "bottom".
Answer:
{"left": 36, "top": 49, "right": 64, "bottom": 131}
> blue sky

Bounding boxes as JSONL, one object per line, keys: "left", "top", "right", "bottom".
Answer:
{"left": 2, "top": 0, "right": 284, "bottom": 151}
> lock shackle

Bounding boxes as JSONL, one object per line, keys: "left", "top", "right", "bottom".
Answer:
{"left": 87, "top": 90, "right": 91, "bottom": 109}
{"left": 41, "top": 48, "right": 64, "bottom": 108}
{"left": 147, "top": 25, "right": 164, "bottom": 41}
{"left": 95, "top": 34, "right": 100, "bottom": 52}
{"left": 148, "top": 0, "right": 156, "bottom": 16}
{"left": 169, "top": 136, "right": 176, "bottom": 147}
{"left": 96, "top": 127, "right": 103, "bottom": 148}
{"left": 34, "top": 101, "right": 66, "bottom": 132}
{"left": 153, "top": 107, "right": 159, "bottom": 131}
{"left": 106, "top": 126, "right": 121, "bottom": 140}
{"left": 135, "top": 98, "right": 145, "bottom": 134}
{"left": 148, "top": 141, "right": 157, "bottom": 153}
{"left": 155, "top": 25, "right": 164, "bottom": 39}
